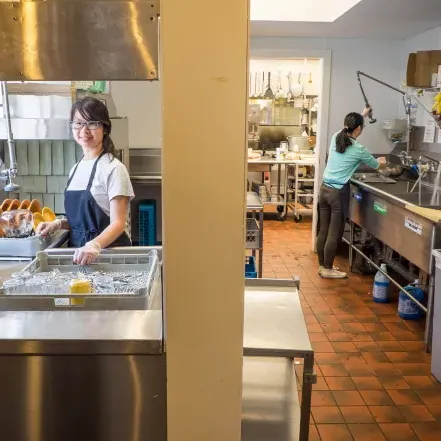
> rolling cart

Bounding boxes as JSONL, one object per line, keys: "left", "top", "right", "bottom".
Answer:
{"left": 288, "top": 159, "right": 316, "bottom": 222}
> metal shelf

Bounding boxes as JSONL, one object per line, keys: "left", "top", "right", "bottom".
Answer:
{"left": 246, "top": 192, "right": 264, "bottom": 278}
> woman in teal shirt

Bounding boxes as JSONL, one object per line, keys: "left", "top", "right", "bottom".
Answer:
{"left": 317, "top": 109, "right": 386, "bottom": 279}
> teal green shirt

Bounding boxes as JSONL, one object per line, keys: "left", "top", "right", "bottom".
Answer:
{"left": 323, "top": 132, "right": 379, "bottom": 189}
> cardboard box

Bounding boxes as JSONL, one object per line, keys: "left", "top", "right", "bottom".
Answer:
{"left": 431, "top": 50, "right": 441, "bottom": 74}
{"left": 416, "top": 51, "right": 432, "bottom": 87}
{"left": 406, "top": 53, "right": 417, "bottom": 87}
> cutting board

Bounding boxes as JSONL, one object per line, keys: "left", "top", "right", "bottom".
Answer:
{"left": 405, "top": 204, "right": 441, "bottom": 222}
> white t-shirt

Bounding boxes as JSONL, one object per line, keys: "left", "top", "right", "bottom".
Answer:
{"left": 66, "top": 153, "right": 134, "bottom": 237}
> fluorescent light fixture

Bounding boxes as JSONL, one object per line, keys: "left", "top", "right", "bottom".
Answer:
{"left": 250, "top": 0, "right": 362, "bottom": 22}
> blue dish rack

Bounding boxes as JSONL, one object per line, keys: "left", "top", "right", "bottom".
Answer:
{"left": 245, "top": 256, "right": 257, "bottom": 278}
{"left": 139, "top": 200, "right": 157, "bottom": 246}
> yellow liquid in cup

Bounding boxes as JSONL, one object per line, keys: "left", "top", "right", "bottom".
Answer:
{"left": 69, "top": 279, "right": 91, "bottom": 306}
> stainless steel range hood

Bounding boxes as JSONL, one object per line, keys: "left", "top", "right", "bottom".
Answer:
{"left": 0, "top": 0, "right": 159, "bottom": 81}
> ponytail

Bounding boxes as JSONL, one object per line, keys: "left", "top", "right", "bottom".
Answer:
{"left": 336, "top": 127, "right": 353, "bottom": 154}
{"left": 335, "top": 112, "right": 364, "bottom": 154}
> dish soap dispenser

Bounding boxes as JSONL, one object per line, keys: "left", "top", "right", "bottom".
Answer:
{"left": 398, "top": 279, "right": 424, "bottom": 320}
{"left": 372, "top": 264, "right": 389, "bottom": 303}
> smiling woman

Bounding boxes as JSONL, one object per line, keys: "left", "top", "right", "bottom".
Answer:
{"left": 36, "top": 97, "right": 135, "bottom": 265}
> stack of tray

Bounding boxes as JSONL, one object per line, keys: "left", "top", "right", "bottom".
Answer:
{"left": 0, "top": 230, "right": 69, "bottom": 258}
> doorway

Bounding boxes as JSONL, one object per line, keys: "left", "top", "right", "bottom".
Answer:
{"left": 248, "top": 49, "right": 331, "bottom": 251}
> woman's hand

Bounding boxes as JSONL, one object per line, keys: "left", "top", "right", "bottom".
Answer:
{"left": 362, "top": 106, "right": 372, "bottom": 118}
{"left": 36, "top": 219, "right": 62, "bottom": 237}
{"left": 73, "top": 240, "right": 102, "bottom": 265}
{"left": 377, "top": 156, "right": 387, "bottom": 168}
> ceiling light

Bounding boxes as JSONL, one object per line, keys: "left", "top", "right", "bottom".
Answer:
{"left": 250, "top": 0, "right": 362, "bottom": 22}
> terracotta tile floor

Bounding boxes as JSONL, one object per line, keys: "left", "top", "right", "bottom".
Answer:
{"left": 261, "top": 218, "right": 441, "bottom": 441}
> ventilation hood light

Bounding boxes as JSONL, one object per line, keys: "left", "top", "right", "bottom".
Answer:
{"left": 250, "top": 0, "right": 361, "bottom": 22}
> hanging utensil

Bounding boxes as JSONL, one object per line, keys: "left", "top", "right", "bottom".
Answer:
{"left": 264, "top": 72, "right": 274, "bottom": 99}
{"left": 292, "top": 73, "right": 303, "bottom": 98}
{"left": 275, "top": 71, "right": 284, "bottom": 99}
{"left": 248, "top": 73, "right": 252, "bottom": 98}
{"left": 286, "top": 72, "right": 293, "bottom": 102}
{"left": 260, "top": 72, "right": 265, "bottom": 98}
{"left": 308, "top": 72, "right": 312, "bottom": 84}
{"left": 253, "top": 72, "right": 258, "bottom": 98}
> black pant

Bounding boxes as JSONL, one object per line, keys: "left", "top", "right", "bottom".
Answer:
{"left": 317, "top": 183, "right": 350, "bottom": 269}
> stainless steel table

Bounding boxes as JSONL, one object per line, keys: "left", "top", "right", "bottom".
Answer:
{"left": 243, "top": 278, "right": 316, "bottom": 441}
{"left": 247, "top": 192, "right": 264, "bottom": 277}
{"left": 248, "top": 156, "right": 317, "bottom": 221}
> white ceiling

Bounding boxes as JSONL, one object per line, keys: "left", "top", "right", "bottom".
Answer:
{"left": 250, "top": 0, "right": 441, "bottom": 39}
{"left": 251, "top": 0, "right": 361, "bottom": 23}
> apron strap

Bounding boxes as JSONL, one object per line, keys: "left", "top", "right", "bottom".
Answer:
{"left": 66, "top": 157, "right": 83, "bottom": 189}
{"left": 87, "top": 151, "right": 106, "bottom": 191}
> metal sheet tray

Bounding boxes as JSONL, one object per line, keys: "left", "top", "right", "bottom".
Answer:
{"left": 0, "top": 230, "right": 69, "bottom": 258}
{"left": 0, "top": 247, "right": 161, "bottom": 311}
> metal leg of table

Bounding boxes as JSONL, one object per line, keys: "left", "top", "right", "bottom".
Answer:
{"left": 283, "top": 164, "right": 289, "bottom": 217}
{"left": 277, "top": 164, "right": 281, "bottom": 196}
{"left": 258, "top": 209, "right": 264, "bottom": 278}
{"left": 425, "top": 274, "right": 435, "bottom": 352}
{"left": 299, "top": 353, "right": 315, "bottom": 441}
{"left": 349, "top": 221, "right": 354, "bottom": 272}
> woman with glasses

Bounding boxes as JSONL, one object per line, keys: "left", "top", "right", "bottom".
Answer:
{"left": 317, "top": 108, "right": 386, "bottom": 279}
{"left": 37, "top": 96, "right": 134, "bottom": 265}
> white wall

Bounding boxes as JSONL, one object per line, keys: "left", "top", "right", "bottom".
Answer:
{"left": 403, "top": 26, "right": 441, "bottom": 54}
{"left": 402, "top": 26, "right": 441, "bottom": 153}
{"left": 251, "top": 37, "right": 404, "bottom": 153}
{"left": 110, "top": 81, "right": 161, "bottom": 149}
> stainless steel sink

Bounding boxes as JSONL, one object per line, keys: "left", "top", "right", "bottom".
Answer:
{"left": 393, "top": 192, "right": 441, "bottom": 207}
{"left": 353, "top": 173, "right": 396, "bottom": 184}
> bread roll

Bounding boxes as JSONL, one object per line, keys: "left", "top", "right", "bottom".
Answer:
{"left": 29, "top": 199, "right": 42, "bottom": 214}
{"left": 19, "top": 200, "right": 31, "bottom": 210}
{"left": 0, "top": 199, "right": 11, "bottom": 211}
{"left": 8, "top": 199, "right": 20, "bottom": 211}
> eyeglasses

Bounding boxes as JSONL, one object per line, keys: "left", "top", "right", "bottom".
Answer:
{"left": 70, "top": 121, "right": 102, "bottom": 131}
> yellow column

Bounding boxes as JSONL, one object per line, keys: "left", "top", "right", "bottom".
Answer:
{"left": 161, "top": 1, "right": 249, "bottom": 441}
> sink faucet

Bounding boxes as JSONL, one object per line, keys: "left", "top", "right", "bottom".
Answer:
{"left": 399, "top": 151, "right": 413, "bottom": 166}
{"left": 418, "top": 155, "right": 440, "bottom": 173}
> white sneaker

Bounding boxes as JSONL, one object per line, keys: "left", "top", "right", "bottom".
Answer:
{"left": 318, "top": 265, "right": 339, "bottom": 275}
{"left": 320, "top": 268, "right": 347, "bottom": 279}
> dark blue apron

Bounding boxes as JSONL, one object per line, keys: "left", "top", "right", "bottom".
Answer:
{"left": 65, "top": 152, "right": 132, "bottom": 248}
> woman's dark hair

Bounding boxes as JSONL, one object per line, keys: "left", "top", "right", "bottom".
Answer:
{"left": 70, "top": 96, "right": 117, "bottom": 158}
{"left": 335, "top": 112, "right": 364, "bottom": 154}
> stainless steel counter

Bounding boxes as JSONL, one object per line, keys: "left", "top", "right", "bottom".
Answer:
{"left": 248, "top": 155, "right": 316, "bottom": 165}
{"left": 243, "top": 278, "right": 314, "bottom": 441}
{"left": 0, "top": 246, "right": 166, "bottom": 441}
{"left": 0, "top": 310, "right": 163, "bottom": 354}
{"left": 0, "top": 247, "right": 164, "bottom": 355}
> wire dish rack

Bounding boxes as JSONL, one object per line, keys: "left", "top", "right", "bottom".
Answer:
{"left": 0, "top": 248, "right": 161, "bottom": 311}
